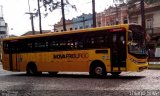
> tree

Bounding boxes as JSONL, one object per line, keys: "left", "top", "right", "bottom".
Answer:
{"left": 113, "top": 0, "right": 159, "bottom": 4}
{"left": 35, "top": 0, "right": 76, "bottom": 31}
{"left": 38, "top": 0, "right": 42, "bottom": 34}
{"left": 92, "top": 0, "right": 96, "bottom": 27}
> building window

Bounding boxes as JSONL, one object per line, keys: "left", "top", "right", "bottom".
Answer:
{"left": 123, "top": 17, "right": 128, "bottom": 24}
{"left": 85, "top": 25, "right": 89, "bottom": 28}
{"left": 98, "top": 22, "right": 101, "bottom": 27}
{"left": 70, "top": 28, "right": 73, "bottom": 30}
{"left": 146, "top": 18, "right": 153, "bottom": 29}
{"left": 80, "top": 27, "right": 83, "bottom": 29}
{"left": 91, "top": 24, "right": 93, "bottom": 27}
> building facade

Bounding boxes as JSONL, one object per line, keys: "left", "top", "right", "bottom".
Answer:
{"left": 72, "top": 13, "right": 93, "bottom": 30}
{"left": 0, "top": 5, "right": 8, "bottom": 59}
{"left": 53, "top": 2, "right": 160, "bottom": 42}
{"left": 0, "top": 6, "right": 8, "bottom": 39}
{"left": 129, "top": 2, "right": 160, "bottom": 45}
{"left": 96, "top": 5, "right": 128, "bottom": 27}
{"left": 54, "top": 18, "right": 73, "bottom": 32}
{"left": 0, "top": 17, "right": 8, "bottom": 39}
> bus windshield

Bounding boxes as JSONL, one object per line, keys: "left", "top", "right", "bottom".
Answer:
{"left": 128, "top": 42, "right": 146, "bottom": 55}
{"left": 128, "top": 25, "right": 147, "bottom": 55}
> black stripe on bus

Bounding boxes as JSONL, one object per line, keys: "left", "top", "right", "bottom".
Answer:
{"left": 95, "top": 50, "right": 108, "bottom": 54}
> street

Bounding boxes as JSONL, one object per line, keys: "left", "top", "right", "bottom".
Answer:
{"left": 0, "top": 64, "right": 160, "bottom": 96}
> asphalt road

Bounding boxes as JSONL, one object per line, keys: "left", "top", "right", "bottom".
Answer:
{"left": 0, "top": 64, "right": 160, "bottom": 96}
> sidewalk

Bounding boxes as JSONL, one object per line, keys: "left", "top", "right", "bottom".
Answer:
{"left": 148, "top": 57, "right": 160, "bottom": 69}
{"left": 148, "top": 62, "right": 160, "bottom": 69}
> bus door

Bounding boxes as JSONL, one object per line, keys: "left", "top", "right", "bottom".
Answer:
{"left": 8, "top": 42, "right": 20, "bottom": 71}
{"left": 111, "top": 32, "right": 126, "bottom": 71}
{"left": 8, "top": 42, "right": 13, "bottom": 71}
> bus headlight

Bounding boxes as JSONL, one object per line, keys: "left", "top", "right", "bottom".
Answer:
{"left": 130, "top": 58, "right": 138, "bottom": 64}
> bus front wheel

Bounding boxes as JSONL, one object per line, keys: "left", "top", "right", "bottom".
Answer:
{"left": 90, "top": 63, "right": 106, "bottom": 78}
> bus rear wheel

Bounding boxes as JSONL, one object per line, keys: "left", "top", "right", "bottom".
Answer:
{"left": 90, "top": 64, "right": 106, "bottom": 78}
{"left": 26, "top": 63, "right": 39, "bottom": 76}
{"left": 48, "top": 72, "right": 58, "bottom": 76}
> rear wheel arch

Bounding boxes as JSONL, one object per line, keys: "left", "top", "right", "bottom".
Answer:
{"left": 27, "top": 62, "right": 37, "bottom": 70}
{"left": 26, "top": 61, "right": 38, "bottom": 75}
{"left": 90, "top": 60, "right": 106, "bottom": 70}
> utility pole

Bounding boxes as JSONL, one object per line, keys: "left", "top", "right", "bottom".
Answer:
{"left": 61, "top": 0, "right": 67, "bottom": 31}
{"left": 141, "top": 0, "right": 146, "bottom": 36}
{"left": 26, "top": 13, "right": 35, "bottom": 35}
{"left": 115, "top": 4, "right": 119, "bottom": 25}
{"left": 26, "top": 0, "right": 35, "bottom": 35}
{"left": 92, "top": 0, "right": 96, "bottom": 27}
{"left": 37, "top": 0, "right": 42, "bottom": 34}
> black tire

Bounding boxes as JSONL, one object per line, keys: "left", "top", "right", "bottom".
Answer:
{"left": 111, "top": 72, "right": 121, "bottom": 77}
{"left": 26, "top": 63, "right": 38, "bottom": 76}
{"left": 48, "top": 72, "right": 58, "bottom": 76}
{"left": 90, "top": 64, "right": 106, "bottom": 78}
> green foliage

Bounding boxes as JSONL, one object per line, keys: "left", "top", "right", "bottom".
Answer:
{"left": 42, "top": 0, "right": 76, "bottom": 11}
{"left": 113, "top": 0, "right": 160, "bottom": 9}
{"left": 145, "top": 0, "right": 160, "bottom": 4}
{"left": 40, "top": 0, "right": 61, "bottom": 12}
{"left": 34, "top": 0, "right": 76, "bottom": 17}
{"left": 113, "top": 0, "right": 125, "bottom": 3}
{"left": 114, "top": 0, "right": 160, "bottom": 4}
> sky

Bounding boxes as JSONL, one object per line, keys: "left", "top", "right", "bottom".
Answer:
{"left": 0, "top": 0, "right": 114, "bottom": 36}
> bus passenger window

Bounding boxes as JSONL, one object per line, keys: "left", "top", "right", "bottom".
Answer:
{"left": 104, "top": 35, "right": 109, "bottom": 47}
{"left": 91, "top": 38, "right": 95, "bottom": 44}
{"left": 113, "top": 35, "right": 117, "bottom": 43}
{"left": 78, "top": 41, "right": 84, "bottom": 49}
{"left": 120, "top": 36, "right": 125, "bottom": 44}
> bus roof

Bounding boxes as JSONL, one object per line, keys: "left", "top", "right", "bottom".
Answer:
{"left": 3, "top": 24, "right": 131, "bottom": 41}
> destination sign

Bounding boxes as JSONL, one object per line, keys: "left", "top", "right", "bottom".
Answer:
{"left": 53, "top": 53, "right": 89, "bottom": 59}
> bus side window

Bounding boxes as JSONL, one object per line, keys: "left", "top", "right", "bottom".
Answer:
{"left": 11, "top": 42, "right": 17, "bottom": 53}
{"left": 59, "top": 39, "right": 67, "bottom": 50}
{"left": 74, "top": 36, "right": 85, "bottom": 49}
{"left": 74, "top": 41, "right": 78, "bottom": 49}
{"left": 104, "top": 35, "right": 109, "bottom": 47}
{"left": 91, "top": 37, "right": 94, "bottom": 48}
{"left": 85, "top": 37, "right": 91, "bottom": 48}
{"left": 95, "top": 36, "right": 104, "bottom": 48}
{"left": 49, "top": 39, "right": 60, "bottom": 51}
{"left": 49, "top": 40, "right": 55, "bottom": 51}
{"left": 78, "top": 40, "right": 84, "bottom": 49}
{"left": 91, "top": 37, "right": 95, "bottom": 44}
{"left": 113, "top": 35, "right": 117, "bottom": 43}
{"left": 34, "top": 39, "right": 47, "bottom": 51}
{"left": 120, "top": 35, "right": 125, "bottom": 44}
{"left": 27, "top": 42, "right": 33, "bottom": 52}
{"left": 67, "top": 39, "right": 74, "bottom": 49}
{"left": 3, "top": 42, "right": 9, "bottom": 53}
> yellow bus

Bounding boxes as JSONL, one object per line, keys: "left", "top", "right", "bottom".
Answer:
{"left": 2, "top": 24, "right": 148, "bottom": 77}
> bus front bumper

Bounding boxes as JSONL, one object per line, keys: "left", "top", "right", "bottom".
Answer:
{"left": 138, "top": 66, "right": 148, "bottom": 72}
